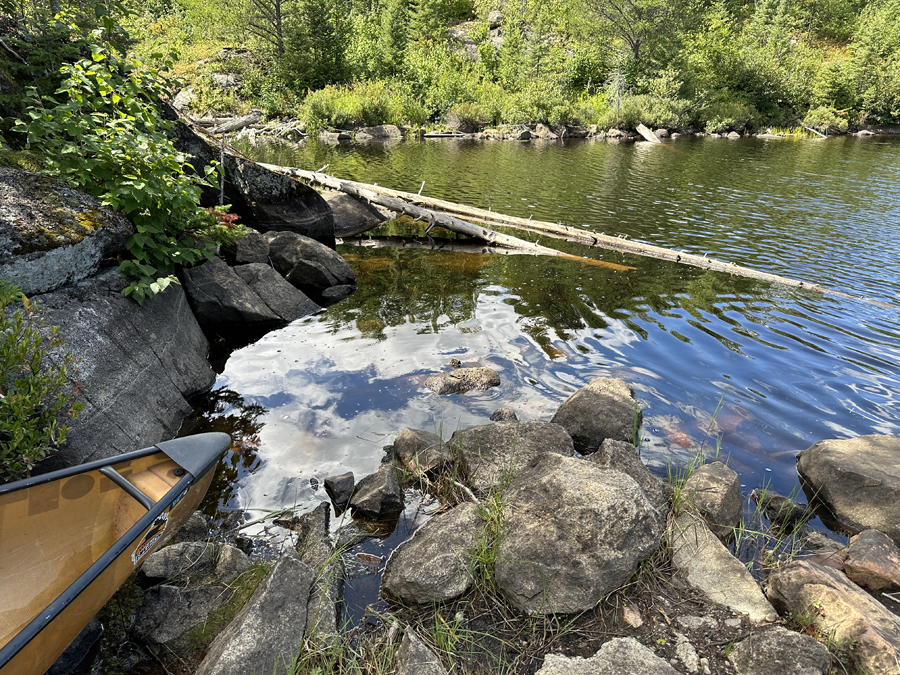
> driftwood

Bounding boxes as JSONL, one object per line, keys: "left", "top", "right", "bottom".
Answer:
{"left": 260, "top": 163, "right": 897, "bottom": 310}
{"left": 209, "top": 112, "right": 262, "bottom": 135}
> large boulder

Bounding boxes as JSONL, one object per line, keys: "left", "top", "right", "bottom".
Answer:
{"left": 196, "top": 551, "right": 315, "bottom": 675}
{"left": 586, "top": 439, "right": 670, "bottom": 517}
{"left": 181, "top": 256, "right": 280, "bottom": 327}
{"left": 550, "top": 377, "right": 641, "bottom": 453}
{"left": 0, "top": 168, "right": 134, "bottom": 295}
{"left": 33, "top": 269, "right": 216, "bottom": 471}
{"left": 265, "top": 231, "right": 356, "bottom": 295}
{"left": 670, "top": 513, "right": 777, "bottom": 623}
{"left": 451, "top": 421, "right": 574, "bottom": 495}
{"left": 496, "top": 453, "right": 661, "bottom": 614}
{"left": 134, "top": 585, "right": 227, "bottom": 645}
{"left": 381, "top": 502, "right": 482, "bottom": 604}
{"left": 767, "top": 559, "right": 900, "bottom": 675}
{"left": 232, "top": 263, "right": 322, "bottom": 322}
{"left": 324, "top": 192, "right": 388, "bottom": 238}
{"left": 797, "top": 434, "right": 900, "bottom": 545}
{"left": 161, "top": 103, "right": 334, "bottom": 246}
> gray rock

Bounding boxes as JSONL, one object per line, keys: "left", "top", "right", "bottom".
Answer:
{"left": 265, "top": 231, "right": 356, "bottom": 293}
{"left": 381, "top": 502, "right": 481, "bottom": 604}
{"left": 424, "top": 366, "right": 500, "bottom": 395}
{"left": 169, "top": 511, "right": 208, "bottom": 544}
{"left": 211, "top": 72, "right": 241, "bottom": 88}
{"left": 670, "top": 513, "right": 778, "bottom": 623}
{"left": 320, "top": 284, "right": 356, "bottom": 301}
{"left": 349, "top": 464, "right": 404, "bottom": 520}
{"left": 675, "top": 633, "right": 699, "bottom": 672}
{"left": 182, "top": 256, "right": 280, "bottom": 327}
{"left": 215, "top": 544, "right": 252, "bottom": 584}
{"left": 0, "top": 169, "right": 134, "bottom": 295}
{"left": 587, "top": 439, "right": 671, "bottom": 517}
{"left": 728, "top": 626, "right": 831, "bottom": 675}
{"left": 727, "top": 131, "right": 742, "bottom": 139}
{"left": 294, "top": 502, "right": 343, "bottom": 639}
{"left": 533, "top": 123, "right": 559, "bottom": 140}
{"left": 47, "top": 617, "right": 102, "bottom": 675}
{"left": 324, "top": 191, "right": 387, "bottom": 237}
{"left": 320, "top": 131, "right": 352, "bottom": 142}
{"left": 797, "top": 434, "right": 900, "bottom": 545}
{"left": 33, "top": 269, "right": 215, "bottom": 471}
{"left": 221, "top": 229, "right": 269, "bottom": 265}
{"left": 844, "top": 529, "right": 900, "bottom": 592}
{"left": 141, "top": 542, "right": 215, "bottom": 580}
{"left": 767, "top": 559, "right": 900, "bottom": 675}
{"left": 196, "top": 551, "right": 315, "bottom": 675}
{"left": 682, "top": 461, "right": 742, "bottom": 539}
{"left": 393, "top": 428, "right": 451, "bottom": 477}
{"left": 750, "top": 488, "right": 811, "bottom": 532}
{"left": 536, "top": 637, "right": 678, "bottom": 674}
{"left": 550, "top": 377, "right": 641, "bottom": 453}
{"left": 489, "top": 407, "right": 518, "bottom": 421}
{"left": 394, "top": 627, "right": 448, "bottom": 675}
{"left": 496, "top": 453, "right": 661, "bottom": 614}
{"left": 162, "top": 102, "right": 334, "bottom": 245}
{"left": 451, "top": 421, "right": 574, "bottom": 495}
{"left": 172, "top": 87, "right": 194, "bottom": 111}
{"left": 487, "top": 9, "right": 503, "bottom": 28}
{"left": 233, "top": 263, "right": 322, "bottom": 322}
{"left": 134, "top": 585, "right": 226, "bottom": 644}
{"left": 323, "top": 472, "right": 355, "bottom": 514}
{"left": 654, "top": 128, "right": 670, "bottom": 138}
{"left": 354, "top": 124, "right": 403, "bottom": 140}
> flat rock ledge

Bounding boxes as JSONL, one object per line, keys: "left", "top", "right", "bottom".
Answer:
{"left": 536, "top": 637, "right": 678, "bottom": 675}
{"left": 797, "top": 434, "right": 900, "bottom": 545}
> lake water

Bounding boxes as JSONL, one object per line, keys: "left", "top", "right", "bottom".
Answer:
{"left": 197, "top": 134, "right": 900, "bottom": 618}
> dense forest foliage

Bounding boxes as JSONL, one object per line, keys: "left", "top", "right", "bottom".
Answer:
{"left": 2, "top": 0, "right": 899, "bottom": 135}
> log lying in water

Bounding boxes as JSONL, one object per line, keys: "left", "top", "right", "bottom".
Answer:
{"left": 261, "top": 163, "right": 897, "bottom": 310}
{"left": 636, "top": 123, "right": 662, "bottom": 144}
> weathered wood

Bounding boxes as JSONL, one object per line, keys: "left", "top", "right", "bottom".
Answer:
{"left": 260, "top": 164, "right": 898, "bottom": 310}
{"left": 636, "top": 123, "right": 662, "bottom": 144}
{"left": 209, "top": 112, "right": 262, "bottom": 134}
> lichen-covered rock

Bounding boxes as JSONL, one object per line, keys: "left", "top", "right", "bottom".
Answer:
{"left": 797, "top": 434, "right": 900, "bottom": 545}
{"left": 425, "top": 367, "right": 501, "bottom": 395}
{"left": 0, "top": 168, "right": 134, "bottom": 294}
{"left": 497, "top": 453, "right": 661, "bottom": 614}
{"left": 451, "top": 421, "right": 574, "bottom": 495}
{"left": 550, "top": 377, "right": 641, "bottom": 453}
{"left": 381, "top": 502, "right": 482, "bottom": 604}
{"left": 162, "top": 103, "right": 334, "bottom": 246}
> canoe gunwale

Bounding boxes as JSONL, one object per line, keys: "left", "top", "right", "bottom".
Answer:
{"left": 0, "top": 472, "right": 195, "bottom": 670}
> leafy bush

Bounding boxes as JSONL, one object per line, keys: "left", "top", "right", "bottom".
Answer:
{"left": 15, "top": 41, "right": 244, "bottom": 303}
{"left": 1, "top": 282, "right": 83, "bottom": 481}
{"left": 446, "top": 101, "right": 489, "bottom": 132}
{"left": 803, "top": 105, "right": 849, "bottom": 132}
{"left": 300, "top": 79, "right": 428, "bottom": 130}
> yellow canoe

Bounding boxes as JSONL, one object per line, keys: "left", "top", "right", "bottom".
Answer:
{"left": 0, "top": 432, "right": 231, "bottom": 675}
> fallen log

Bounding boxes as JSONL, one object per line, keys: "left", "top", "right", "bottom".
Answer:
{"left": 260, "top": 163, "right": 897, "bottom": 310}
{"left": 636, "top": 123, "right": 662, "bottom": 144}
{"left": 209, "top": 112, "right": 262, "bottom": 135}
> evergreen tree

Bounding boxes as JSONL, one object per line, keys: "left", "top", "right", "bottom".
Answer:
{"left": 408, "top": 0, "right": 444, "bottom": 43}
{"left": 379, "top": 0, "right": 408, "bottom": 75}
{"left": 283, "top": 0, "right": 348, "bottom": 90}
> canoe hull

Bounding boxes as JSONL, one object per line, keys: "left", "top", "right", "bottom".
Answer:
{"left": 0, "top": 434, "right": 229, "bottom": 675}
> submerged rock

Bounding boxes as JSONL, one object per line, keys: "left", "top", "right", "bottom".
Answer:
{"left": 797, "top": 434, "right": 900, "bottom": 545}
{"left": 550, "top": 377, "right": 641, "bottom": 453}
{"left": 496, "top": 453, "right": 661, "bottom": 614}
{"left": 424, "top": 366, "right": 501, "bottom": 395}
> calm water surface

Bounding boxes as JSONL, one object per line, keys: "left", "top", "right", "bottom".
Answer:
{"left": 199, "top": 135, "right": 900, "bottom": 614}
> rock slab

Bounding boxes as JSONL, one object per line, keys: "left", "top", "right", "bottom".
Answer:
{"left": 196, "top": 551, "right": 315, "bottom": 675}
{"left": 425, "top": 367, "right": 501, "bottom": 395}
{"left": 394, "top": 627, "right": 448, "bottom": 675}
{"left": 844, "top": 529, "right": 900, "bottom": 591}
{"left": 550, "top": 377, "right": 641, "bottom": 453}
{"left": 135, "top": 585, "right": 226, "bottom": 644}
{"left": 728, "top": 626, "right": 831, "bottom": 675}
{"left": 497, "top": 453, "right": 661, "bottom": 614}
{"left": 670, "top": 513, "right": 777, "bottom": 623}
{"left": 797, "top": 434, "right": 900, "bottom": 545}
{"left": 536, "top": 637, "right": 678, "bottom": 674}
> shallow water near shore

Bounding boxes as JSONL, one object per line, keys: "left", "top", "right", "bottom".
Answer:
{"left": 199, "top": 135, "right": 900, "bottom": 622}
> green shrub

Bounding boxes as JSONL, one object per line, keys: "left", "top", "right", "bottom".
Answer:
{"left": 802, "top": 105, "right": 849, "bottom": 132}
{"left": 445, "top": 101, "right": 489, "bottom": 132}
{"left": 1, "top": 282, "right": 83, "bottom": 481}
{"left": 14, "top": 41, "right": 245, "bottom": 304}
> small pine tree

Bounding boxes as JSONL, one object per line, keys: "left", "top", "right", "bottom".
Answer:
{"left": 408, "top": 0, "right": 444, "bottom": 43}
{"left": 283, "top": 0, "right": 348, "bottom": 90}
{"left": 379, "top": 0, "right": 409, "bottom": 75}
